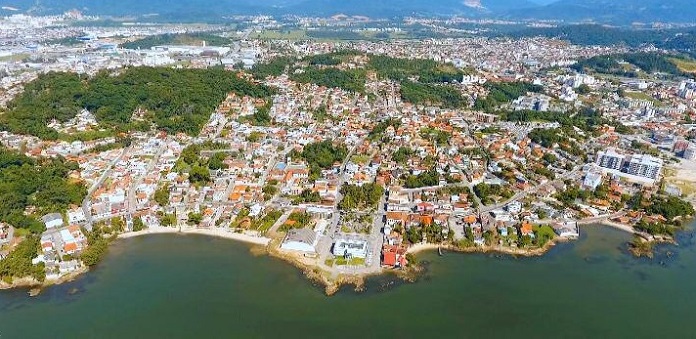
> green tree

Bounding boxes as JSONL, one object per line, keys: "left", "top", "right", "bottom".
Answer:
{"left": 132, "top": 217, "right": 146, "bottom": 232}
{"left": 154, "top": 184, "right": 170, "bottom": 207}
{"left": 110, "top": 217, "right": 125, "bottom": 233}
{"left": 187, "top": 212, "right": 203, "bottom": 225}
{"left": 189, "top": 165, "right": 211, "bottom": 184}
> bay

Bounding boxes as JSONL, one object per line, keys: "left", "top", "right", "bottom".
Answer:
{"left": 0, "top": 224, "right": 693, "bottom": 338}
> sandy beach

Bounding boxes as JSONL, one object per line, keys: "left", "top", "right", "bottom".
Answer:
{"left": 117, "top": 226, "right": 271, "bottom": 246}
{"left": 406, "top": 243, "right": 442, "bottom": 255}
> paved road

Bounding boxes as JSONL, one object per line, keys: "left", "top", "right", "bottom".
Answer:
{"left": 82, "top": 146, "right": 132, "bottom": 228}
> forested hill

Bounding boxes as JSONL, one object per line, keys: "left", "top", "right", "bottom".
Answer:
{"left": 0, "top": 67, "right": 273, "bottom": 140}
{"left": 503, "top": 25, "right": 696, "bottom": 58}
{"left": 571, "top": 52, "right": 693, "bottom": 78}
{"left": 120, "top": 33, "right": 233, "bottom": 50}
{"left": 0, "top": 147, "right": 86, "bottom": 234}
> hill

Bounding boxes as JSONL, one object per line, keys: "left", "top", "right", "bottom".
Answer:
{"left": 2, "top": 0, "right": 536, "bottom": 19}
{"left": 120, "top": 33, "right": 232, "bottom": 49}
{"left": 508, "top": 0, "right": 696, "bottom": 24}
{"left": 0, "top": 67, "right": 273, "bottom": 140}
{"left": 2, "top": 0, "right": 694, "bottom": 24}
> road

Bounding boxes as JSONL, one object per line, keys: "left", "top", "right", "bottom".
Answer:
{"left": 82, "top": 146, "right": 132, "bottom": 229}
{"left": 127, "top": 144, "right": 166, "bottom": 216}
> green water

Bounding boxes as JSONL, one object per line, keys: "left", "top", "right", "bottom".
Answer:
{"left": 0, "top": 224, "right": 694, "bottom": 338}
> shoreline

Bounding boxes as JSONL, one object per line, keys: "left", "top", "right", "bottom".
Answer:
{"left": 266, "top": 246, "right": 378, "bottom": 295}
{"left": 407, "top": 238, "right": 565, "bottom": 257}
{"left": 1, "top": 219, "right": 685, "bottom": 294}
{"left": 0, "top": 265, "right": 90, "bottom": 292}
{"left": 117, "top": 226, "right": 271, "bottom": 246}
{"left": 1, "top": 227, "right": 270, "bottom": 292}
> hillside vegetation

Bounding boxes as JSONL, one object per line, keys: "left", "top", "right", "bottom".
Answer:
{"left": 0, "top": 67, "right": 273, "bottom": 139}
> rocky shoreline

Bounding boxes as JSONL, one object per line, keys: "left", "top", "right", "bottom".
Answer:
{"left": 1, "top": 221, "right": 682, "bottom": 296}
{"left": 0, "top": 265, "right": 89, "bottom": 295}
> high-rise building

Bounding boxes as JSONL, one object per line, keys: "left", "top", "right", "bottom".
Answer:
{"left": 625, "top": 154, "right": 663, "bottom": 180}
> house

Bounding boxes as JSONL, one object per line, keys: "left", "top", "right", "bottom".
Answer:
{"left": 280, "top": 228, "right": 317, "bottom": 253}
{"left": 506, "top": 201, "right": 522, "bottom": 214}
{"left": 67, "top": 208, "right": 87, "bottom": 224}
{"left": 583, "top": 171, "right": 603, "bottom": 190}
{"left": 520, "top": 222, "right": 535, "bottom": 238}
{"left": 0, "top": 223, "right": 11, "bottom": 244}
{"left": 386, "top": 211, "right": 409, "bottom": 228}
{"left": 382, "top": 244, "right": 408, "bottom": 268}
{"left": 554, "top": 222, "right": 580, "bottom": 238}
{"left": 42, "top": 213, "right": 64, "bottom": 229}
{"left": 415, "top": 202, "right": 435, "bottom": 213}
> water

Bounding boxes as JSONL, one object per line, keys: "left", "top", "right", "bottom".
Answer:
{"left": 0, "top": 224, "right": 694, "bottom": 338}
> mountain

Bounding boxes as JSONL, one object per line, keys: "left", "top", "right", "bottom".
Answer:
{"left": 1, "top": 0, "right": 536, "bottom": 18}
{"left": 284, "top": 0, "right": 535, "bottom": 17}
{"left": 508, "top": 0, "right": 696, "bottom": 24}
{"left": 1, "top": 0, "right": 693, "bottom": 24}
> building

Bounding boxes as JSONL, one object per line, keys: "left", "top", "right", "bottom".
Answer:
{"left": 553, "top": 222, "right": 580, "bottom": 238}
{"left": 0, "top": 223, "right": 11, "bottom": 244}
{"left": 625, "top": 154, "right": 663, "bottom": 180}
{"left": 67, "top": 208, "right": 87, "bottom": 225}
{"left": 333, "top": 239, "right": 368, "bottom": 259}
{"left": 506, "top": 201, "right": 522, "bottom": 214}
{"left": 684, "top": 143, "right": 696, "bottom": 160}
{"left": 280, "top": 228, "right": 317, "bottom": 253}
{"left": 42, "top": 213, "right": 64, "bottom": 229}
{"left": 582, "top": 171, "right": 603, "bottom": 190}
{"left": 596, "top": 148, "right": 624, "bottom": 171}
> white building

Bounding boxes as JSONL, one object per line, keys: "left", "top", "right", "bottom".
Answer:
{"left": 625, "top": 154, "right": 663, "bottom": 180}
{"left": 506, "top": 201, "right": 522, "bottom": 214}
{"left": 280, "top": 229, "right": 317, "bottom": 253}
{"left": 42, "top": 213, "right": 64, "bottom": 229}
{"left": 684, "top": 143, "right": 696, "bottom": 160}
{"left": 332, "top": 239, "right": 368, "bottom": 259}
{"left": 67, "top": 208, "right": 86, "bottom": 224}
{"left": 583, "top": 171, "right": 603, "bottom": 190}
{"left": 596, "top": 148, "right": 624, "bottom": 170}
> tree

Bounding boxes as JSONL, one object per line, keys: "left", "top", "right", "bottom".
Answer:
{"left": 293, "top": 189, "right": 321, "bottom": 204}
{"left": 406, "top": 226, "right": 423, "bottom": 244}
{"left": 161, "top": 213, "right": 177, "bottom": 227}
{"left": 154, "top": 184, "right": 170, "bottom": 207}
{"left": 188, "top": 212, "right": 203, "bottom": 225}
{"left": 110, "top": 217, "right": 125, "bottom": 233}
{"left": 576, "top": 84, "right": 591, "bottom": 94}
{"left": 0, "top": 147, "right": 86, "bottom": 234}
{"left": 647, "top": 196, "right": 694, "bottom": 221}
{"left": 132, "top": 217, "right": 146, "bottom": 232}
{"left": 0, "top": 237, "right": 45, "bottom": 282}
{"left": 1, "top": 67, "right": 274, "bottom": 139}
{"left": 338, "top": 184, "right": 384, "bottom": 210}
{"left": 403, "top": 168, "right": 440, "bottom": 189}
{"left": 189, "top": 165, "right": 211, "bottom": 184}
{"left": 208, "top": 153, "right": 227, "bottom": 170}
{"left": 534, "top": 225, "right": 556, "bottom": 246}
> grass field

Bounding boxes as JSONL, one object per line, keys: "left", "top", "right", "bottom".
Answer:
{"left": 623, "top": 91, "right": 662, "bottom": 105}
{"left": 0, "top": 53, "right": 29, "bottom": 62}
{"left": 670, "top": 58, "right": 696, "bottom": 73}
{"left": 249, "top": 30, "right": 307, "bottom": 40}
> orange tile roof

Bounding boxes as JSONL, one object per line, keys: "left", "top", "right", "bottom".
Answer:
{"left": 64, "top": 242, "right": 78, "bottom": 252}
